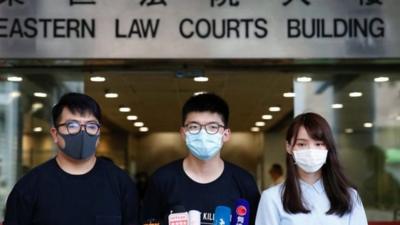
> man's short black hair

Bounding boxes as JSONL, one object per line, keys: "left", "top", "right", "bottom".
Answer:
{"left": 52, "top": 92, "right": 102, "bottom": 127}
{"left": 182, "top": 93, "right": 229, "bottom": 126}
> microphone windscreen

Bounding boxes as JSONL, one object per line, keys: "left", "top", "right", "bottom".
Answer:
{"left": 230, "top": 199, "right": 250, "bottom": 225}
{"left": 213, "top": 206, "right": 231, "bottom": 225}
{"left": 168, "top": 211, "right": 189, "bottom": 225}
{"left": 188, "top": 210, "right": 201, "bottom": 225}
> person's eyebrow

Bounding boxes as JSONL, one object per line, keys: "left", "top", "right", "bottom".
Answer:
{"left": 295, "top": 138, "right": 308, "bottom": 141}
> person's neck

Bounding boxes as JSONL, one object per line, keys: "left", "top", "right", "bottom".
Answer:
{"left": 298, "top": 169, "right": 322, "bottom": 185}
{"left": 56, "top": 152, "right": 97, "bottom": 175}
{"left": 183, "top": 154, "right": 224, "bottom": 184}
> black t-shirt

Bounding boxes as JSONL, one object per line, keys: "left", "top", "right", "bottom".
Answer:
{"left": 142, "top": 159, "right": 260, "bottom": 225}
{"left": 4, "top": 157, "right": 139, "bottom": 225}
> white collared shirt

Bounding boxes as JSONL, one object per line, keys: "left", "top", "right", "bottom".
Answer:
{"left": 255, "top": 179, "right": 368, "bottom": 225}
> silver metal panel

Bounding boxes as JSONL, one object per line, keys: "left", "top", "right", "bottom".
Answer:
{"left": 0, "top": 0, "right": 397, "bottom": 58}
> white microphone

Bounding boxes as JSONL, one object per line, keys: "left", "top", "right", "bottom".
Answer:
{"left": 188, "top": 210, "right": 201, "bottom": 225}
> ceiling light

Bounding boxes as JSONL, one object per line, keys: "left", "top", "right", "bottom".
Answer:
{"left": 33, "top": 92, "right": 47, "bottom": 98}
{"left": 255, "top": 121, "right": 265, "bottom": 127}
{"left": 127, "top": 115, "right": 138, "bottom": 121}
{"left": 119, "top": 107, "right": 131, "bottom": 112}
{"left": 9, "top": 91, "right": 21, "bottom": 98}
{"left": 90, "top": 76, "right": 106, "bottom": 82}
{"left": 139, "top": 127, "right": 149, "bottom": 132}
{"left": 283, "top": 92, "right": 295, "bottom": 98}
{"left": 33, "top": 127, "right": 43, "bottom": 133}
{"left": 32, "top": 102, "right": 44, "bottom": 111}
{"left": 105, "top": 92, "right": 118, "bottom": 98}
{"left": 297, "top": 76, "right": 312, "bottom": 82}
{"left": 374, "top": 76, "right": 389, "bottom": 82}
{"left": 251, "top": 127, "right": 260, "bottom": 132}
{"left": 364, "top": 122, "right": 373, "bottom": 128}
{"left": 331, "top": 104, "right": 343, "bottom": 109}
{"left": 345, "top": 128, "right": 354, "bottom": 134}
{"left": 7, "top": 76, "right": 23, "bottom": 82}
{"left": 269, "top": 106, "right": 281, "bottom": 112}
{"left": 194, "top": 91, "right": 207, "bottom": 96}
{"left": 134, "top": 122, "right": 144, "bottom": 127}
{"left": 193, "top": 76, "right": 209, "bottom": 82}
{"left": 262, "top": 114, "right": 273, "bottom": 120}
{"left": 349, "top": 92, "right": 363, "bottom": 97}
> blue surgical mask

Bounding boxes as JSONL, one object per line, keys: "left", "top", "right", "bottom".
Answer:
{"left": 185, "top": 130, "right": 223, "bottom": 160}
{"left": 59, "top": 131, "right": 99, "bottom": 160}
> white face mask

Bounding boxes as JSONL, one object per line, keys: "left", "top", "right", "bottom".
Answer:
{"left": 293, "top": 149, "right": 328, "bottom": 173}
{"left": 185, "top": 130, "right": 223, "bottom": 161}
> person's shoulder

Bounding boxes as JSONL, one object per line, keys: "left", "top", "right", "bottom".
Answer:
{"left": 12, "top": 158, "right": 56, "bottom": 192}
{"left": 20, "top": 158, "right": 55, "bottom": 180}
{"left": 148, "top": 159, "right": 183, "bottom": 187}
{"left": 262, "top": 183, "right": 283, "bottom": 197}
{"left": 260, "top": 184, "right": 284, "bottom": 204}
{"left": 152, "top": 159, "right": 183, "bottom": 178}
{"left": 258, "top": 184, "right": 284, "bottom": 211}
{"left": 348, "top": 187, "right": 362, "bottom": 203}
{"left": 224, "top": 161, "right": 255, "bottom": 180}
{"left": 98, "top": 157, "right": 122, "bottom": 171}
{"left": 97, "top": 157, "right": 133, "bottom": 182}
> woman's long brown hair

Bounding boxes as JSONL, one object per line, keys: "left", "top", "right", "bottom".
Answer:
{"left": 282, "top": 112, "right": 354, "bottom": 216}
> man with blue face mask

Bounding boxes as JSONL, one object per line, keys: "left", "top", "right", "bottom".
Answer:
{"left": 142, "top": 93, "right": 260, "bottom": 225}
{"left": 4, "top": 93, "right": 139, "bottom": 225}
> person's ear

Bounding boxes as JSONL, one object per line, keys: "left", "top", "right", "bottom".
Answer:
{"left": 286, "top": 141, "right": 293, "bottom": 155}
{"left": 95, "top": 136, "right": 100, "bottom": 147}
{"left": 50, "top": 127, "right": 58, "bottom": 143}
{"left": 180, "top": 126, "right": 186, "bottom": 140}
{"left": 222, "top": 128, "right": 231, "bottom": 142}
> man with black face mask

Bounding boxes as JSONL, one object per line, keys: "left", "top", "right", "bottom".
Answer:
{"left": 3, "top": 93, "right": 139, "bottom": 225}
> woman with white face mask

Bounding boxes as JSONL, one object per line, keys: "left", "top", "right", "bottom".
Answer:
{"left": 255, "top": 112, "right": 368, "bottom": 225}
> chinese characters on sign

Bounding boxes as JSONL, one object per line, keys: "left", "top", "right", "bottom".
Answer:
{"left": 70, "top": 0, "right": 96, "bottom": 6}
{"left": 0, "top": 0, "right": 24, "bottom": 7}
{"left": 0, "top": 0, "right": 394, "bottom": 58}
{"left": 140, "top": 0, "right": 167, "bottom": 7}
{"left": 282, "top": 0, "right": 310, "bottom": 6}
{"left": 210, "top": 0, "right": 239, "bottom": 7}
{"left": 359, "top": 0, "right": 382, "bottom": 6}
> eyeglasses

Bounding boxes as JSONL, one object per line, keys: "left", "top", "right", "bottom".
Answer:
{"left": 57, "top": 120, "right": 100, "bottom": 136}
{"left": 184, "top": 122, "right": 225, "bottom": 135}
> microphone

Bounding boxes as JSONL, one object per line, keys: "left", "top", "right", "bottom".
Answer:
{"left": 230, "top": 199, "right": 250, "bottom": 225}
{"left": 142, "top": 219, "right": 160, "bottom": 225}
{"left": 188, "top": 210, "right": 201, "bottom": 225}
{"left": 213, "top": 206, "right": 231, "bottom": 225}
{"left": 168, "top": 205, "right": 189, "bottom": 225}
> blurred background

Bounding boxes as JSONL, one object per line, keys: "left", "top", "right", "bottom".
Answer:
{"left": 1, "top": 60, "right": 399, "bottom": 221}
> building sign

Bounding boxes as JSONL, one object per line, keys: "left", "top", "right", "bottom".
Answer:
{"left": 0, "top": 0, "right": 396, "bottom": 58}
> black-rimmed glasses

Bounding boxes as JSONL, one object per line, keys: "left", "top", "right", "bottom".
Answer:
{"left": 57, "top": 120, "right": 100, "bottom": 136}
{"left": 184, "top": 122, "right": 225, "bottom": 135}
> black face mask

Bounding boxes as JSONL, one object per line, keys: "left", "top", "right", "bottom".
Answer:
{"left": 59, "top": 131, "right": 99, "bottom": 160}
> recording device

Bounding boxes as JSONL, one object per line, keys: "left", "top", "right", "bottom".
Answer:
{"left": 168, "top": 205, "right": 189, "bottom": 225}
{"left": 213, "top": 206, "right": 231, "bottom": 225}
{"left": 230, "top": 199, "right": 250, "bottom": 225}
{"left": 188, "top": 210, "right": 201, "bottom": 225}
